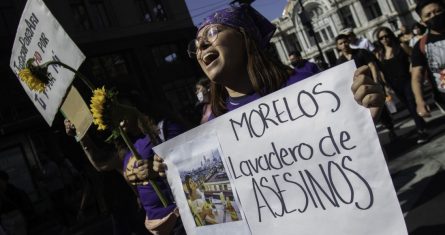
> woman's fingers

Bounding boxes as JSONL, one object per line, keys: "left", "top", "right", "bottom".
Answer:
{"left": 416, "top": 104, "right": 431, "bottom": 117}
{"left": 64, "top": 119, "right": 77, "bottom": 136}
{"left": 353, "top": 85, "right": 385, "bottom": 107}
{"left": 351, "top": 66, "right": 385, "bottom": 121}
{"left": 153, "top": 155, "right": 167, "bottom": 177}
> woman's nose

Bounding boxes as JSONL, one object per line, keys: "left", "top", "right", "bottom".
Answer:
{"left": 197, "top": 37, "right": 210, "bottom": 51}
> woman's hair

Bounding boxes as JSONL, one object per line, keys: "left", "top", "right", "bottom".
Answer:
{"left": 374, "top": 26, "right": 404, "bottom": 57}
{"left": 196, "top": 77, "right": 211, "bottom": 89}
{"left": 210, "top": 27, "right": 293, "bottom": 116}
{"left": 375, "top": 27, "right": 399, "bottom": 46}
{"left": 185, "top": 175, "right": 197, "bottom": 198}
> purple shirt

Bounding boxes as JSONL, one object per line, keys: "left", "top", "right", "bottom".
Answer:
{"left": 123, "top": 120, "right": 184, "bottom": 220}
{"left": 288, "top": 61, "right": 320, "bottom": 84}
{"left": 224, "top": 69, "right": 319, "bottom": 113}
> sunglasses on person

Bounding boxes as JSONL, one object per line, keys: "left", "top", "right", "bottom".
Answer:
{"left": 378, "top": 34, "right": 390, "bottom": 41}
{"left": 187, "top": 25, "right": 220, "bottom": 59}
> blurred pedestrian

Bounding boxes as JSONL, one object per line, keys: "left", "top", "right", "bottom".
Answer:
{"left": 288, "top": 50, "right": 320, "bottom": 78}
{"left": 342, "top": 28, "right": 375, "bottom": 52}
{"left": 335, "top": 34, "right": 382, "bottom": 82}
{"left": 195, "top": 78, "right": 212, "bottom": 124}
{"left": 409, "top": 22, "right": 427, "bottom": 48}
{"left": 398, "top": 24, "right": 413, "bottom": 46}
{"left": 411, "top": 0, "right": 445, "bottom": 117}
{"left": 376, "top": 26, "right": 429, "bottom": 144}
{"left": 336, "top": 34, "right": 396, "bottom": 138}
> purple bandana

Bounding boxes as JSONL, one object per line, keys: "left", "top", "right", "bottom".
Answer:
{"left": 197, "top": 4, "right": 276, "bottom": 48}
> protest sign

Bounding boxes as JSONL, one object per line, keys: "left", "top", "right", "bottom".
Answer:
{"left": 154, "top": 61, "right": 407, "bottom": 235}
{"left": 10, "top": 0, "right": 85, "bottom": 126}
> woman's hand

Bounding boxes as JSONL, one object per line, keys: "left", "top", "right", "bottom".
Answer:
{"left": 351, "top": 65, "right": 385, "bottom": 121}
{"left": 153, "top": 155, "right": 167, "bottom": 177}
{"left": 131, "top": 160, "right": 158, "bottom": 181}
{"left": 64, "top": 119, "right": 77, "bottom": 137}
{"left": 416, "top": 102, "right": 431, "bottom": 117}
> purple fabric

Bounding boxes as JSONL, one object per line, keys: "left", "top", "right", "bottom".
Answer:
{"left": 197, "top": 4, "right": 276, "bottom": 48}
{"left": 122, "top": 120, "right": 184, "bottom": 220}
{"left": 287, "top": 62, "right": 320, "bottom": 85}
{"left": 208, "top": 70, "right": 318, "bottom": 120}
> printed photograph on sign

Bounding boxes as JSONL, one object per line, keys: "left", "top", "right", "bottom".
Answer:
{"left": 179, "top": 148, "right": 242, "bottom": 227}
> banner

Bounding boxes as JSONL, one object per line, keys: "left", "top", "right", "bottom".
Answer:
{"left": 154, "top": 61, "right": 407, "bottom": 235}
{"left": 10, "top": 0, "right": 85, "bottom": 126}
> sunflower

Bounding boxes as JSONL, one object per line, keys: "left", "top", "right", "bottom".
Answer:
{"left": 18, "top": 68, "right": 46, "bottom": 93}
{"left": 90, "top": 86, "right": 108, "bottom": 131}
{"left": 18, "top": 59, "right": 51, "bottom": 93}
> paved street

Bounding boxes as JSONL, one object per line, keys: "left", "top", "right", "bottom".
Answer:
{"left": 378, "top": 106, "right": 445, "bottom": 234}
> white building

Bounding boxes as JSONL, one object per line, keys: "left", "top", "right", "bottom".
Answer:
{"left": 271, "top": 0, "right": 420, "bottom": 66}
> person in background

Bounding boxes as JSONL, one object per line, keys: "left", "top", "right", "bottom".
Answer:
{"left": 372, "top": 41, "right": 398, "bottom": 140}
{"left": 336, "top": 34, "right": 382, "bottom": 83}
{"left": 65, "top": 101, "right": 186, "bottom": 235}
{"left": 409, "top": 22, "right": 427, "bottom": 48}
{"left": 376, "top": 26, "right": 429, "bottom": 144}
{"left": 64, "top": 121, "right": 150, "bottom": 235}
{"left": 288, "top": 50, "right": 320, "bottom": 79}
{"left": 398, "top": 24, "right": 413, "bottom": 47}
{"left": 336, "top": 34, "right": 397, "bottom": 140}
{"left": 154, "top": 3, "right": 384, "bottom": 182}
{"left": 195, "top": 78, "right": 212, "bottom": 124}
{"left": 411, "top": 0, "right": 445, "bottom": 117}
{"left": 342, "top": 28, "right": 375, "bottom": 52}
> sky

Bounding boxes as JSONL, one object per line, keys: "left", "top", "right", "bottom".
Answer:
{"left": 184, "top": 0, "right": 288, "bottom": 26}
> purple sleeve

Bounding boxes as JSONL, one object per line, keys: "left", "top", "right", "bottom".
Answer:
{"left": 164, "top": 120, "right": 186, "bottom": 140}
{"left": 311, "top": 62, "right": 321, "bottom": 74}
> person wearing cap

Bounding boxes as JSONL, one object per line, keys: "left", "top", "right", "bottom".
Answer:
{"left": 342, "top": 28, "right": 375, "bottom": 52}
{"left": 153, "top": 3, "right": 384, "bottom": 178}
{"left": 411, "top": 0, "right": 445, "bottom": 117}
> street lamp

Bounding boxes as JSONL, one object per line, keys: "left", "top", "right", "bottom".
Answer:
{"left": 295, "top": 0, "right": 327, "bottom": 67}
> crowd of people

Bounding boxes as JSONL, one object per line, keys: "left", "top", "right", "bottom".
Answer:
{"left": 2, "top": 0, "right": 444, "bottom": 234}
{"left": 289, "top": 0, "right": 445, "bottom": 144}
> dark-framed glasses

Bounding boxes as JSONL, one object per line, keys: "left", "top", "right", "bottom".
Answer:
{"left": 187, "top": 26, "right": 219, "bottom": 58}
{"left": 378, "top": 34, "right": 390, "bottom": 41}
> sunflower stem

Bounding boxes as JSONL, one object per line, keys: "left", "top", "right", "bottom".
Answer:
{"left": 118, "top": 125, "right": 168, "bottom": 208}
{"left": 45, "top": 61, "right": 96, "bottom": 91}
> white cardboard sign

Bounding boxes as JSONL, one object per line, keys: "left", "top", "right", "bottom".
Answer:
{"left": 154, "top": 61, "right": 407, "bottom": 235}
{"left": 10, "top": 0, "right": 85, "bottom": 126}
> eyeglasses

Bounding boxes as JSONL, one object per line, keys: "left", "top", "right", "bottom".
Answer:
{"left": 378, "top": 34, "right": 390, "bottom": 41}
{"left": 187, "top": 25, "right": 220, "bottom": 59}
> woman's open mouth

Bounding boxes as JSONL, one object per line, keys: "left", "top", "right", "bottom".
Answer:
{"left": 202, "top": 51, "right": 219, "bottom": 67}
